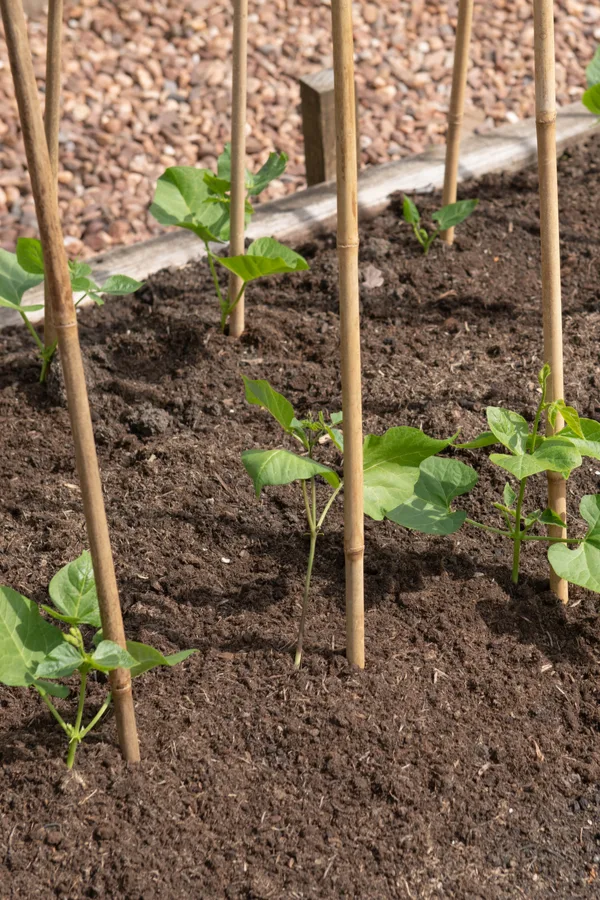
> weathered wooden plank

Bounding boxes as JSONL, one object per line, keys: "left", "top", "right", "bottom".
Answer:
{"left": 298, "top": 68, "right": 360, "bottom": 186}
{"left": 1, "top": 101, "right": 595, "bottom": 331}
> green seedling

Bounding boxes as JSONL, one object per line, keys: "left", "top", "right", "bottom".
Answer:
{"left": 0, "top": 239, "right": 143, "bottom": 382}
{"left": 402, "top": 196, "right": 478, "bottom": 254}
{"left": 0, "top": 551, "right": 196, "bottom": 767}
{"left": 583, "top": 45, "right": 600, "bottom": 115}
{"left": 150, "top": 145, "right": 308, "bottom": 332}
{"left": 387, "top": 365, "right": 600, "bottom": 592}
{"left": 241, "top": 376, "right": 456, "bottom": 666}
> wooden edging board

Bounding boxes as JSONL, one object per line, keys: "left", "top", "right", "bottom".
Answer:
{"left": 1, "top": 100, "right": 596, "bottom": 331}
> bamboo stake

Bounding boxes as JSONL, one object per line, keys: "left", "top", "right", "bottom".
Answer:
{"left": 330, "top": 0, "right": 365, "bottom": 667}
{"left": 227, "top": 0, "right": 248, "bottom": 339}
{"left": 1, "top": 0, "right": 141, "bottom": 759}
{"left": 42, "top": 0, "right": 62, "bottom": 350}
{"left": 441, "top": 0, "right": 474, "bottom": 245}
{"left": 533, "top": 0, "right": 568, "bottom": 603}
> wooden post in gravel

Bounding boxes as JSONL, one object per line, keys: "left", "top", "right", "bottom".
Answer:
{"left": 441, "top": 0, "right": 474, "bottom": 244}
{"left": 227, "top": 0, "right": 248, "bottom": 340}
{"left": 533, "top": 0, "right": 568, "bottom": 603}
{"left": 0, "top": 0, "right": 141, "bottom": 760}
{"left": 330, "top": 0, "right": 365, "bottom": 667}
{"left": 42, "top": 0, "right": 63, "bottom": 351}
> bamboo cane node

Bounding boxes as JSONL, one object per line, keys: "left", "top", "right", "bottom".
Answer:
{"left": 54, "top": 320, "right": 77, "bottom": 331}
{"left": 337, "top": 241, "right": 359, "bottom": 249}
{"left": 344, "top": 544, "right": 365, "bottom": 560}
{"left": 448, "top": 113, "right": 463, "bottom": 127}
{"left": 536, "top": 111, "right": 557, "bottom": 125}
{"left": 111, "top": 681, "right": 133, "bottom": 698}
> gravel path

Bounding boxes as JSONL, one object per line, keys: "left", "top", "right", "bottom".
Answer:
{"left": 0, "top": 0, "right": 598, "bottom": 257}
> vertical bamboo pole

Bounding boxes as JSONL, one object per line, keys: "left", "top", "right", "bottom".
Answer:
{"left": 227, "top": 0, "right": 248, "bottom": 339}
{"left": 1, "top": 0, "right": 141, "bottom": 760}
{"left": 441, "top": 0, "right": 474, "bottom": 244}
{"left": 42, "top": 0, "right": 63, "bottom": 350}
{"left": 330, "top": 0, "right": 365, "bottom": 667}
{"left": 533, "top": 0, "right": 568, "bottom": 603}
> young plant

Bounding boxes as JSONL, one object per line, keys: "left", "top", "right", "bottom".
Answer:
{"left": 402, "top": 195, "right": 478, "bottom": 254}
{"left": 150, "top": 146, "right": 308, "bottom": 332}
{"left": 0, "top": 239, "right": 143, "bottom": 382}
{"left": 241, "top": 377, "right": 456, "bottom": 666}
{"left": 387, "top": 366, "right": 600, "bottom": 593}
{"left": 0, "top": 551, "right": 196, "bottom": 767}
{"left": 583, "top": 45, "right": 600, "bottom": 115}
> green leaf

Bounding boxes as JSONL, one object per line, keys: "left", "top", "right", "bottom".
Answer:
{"left": 491, "top": 439, "right": 582, "bottom": 479}
{"left": 548, "top": 495, "right": 600, "bottom": 593}
{"left": 524, "top": 509, "right": 542, "bottom": 528}
{"left": 90, "top": 640, "right": 137, "bottom": 673}
{"left": 242, "top": 376, "right": 296, "bottom": 432}
{"left": 125, "top": 641, "right": 197, "bottom": 678}
{"left": 402, "top": 196, "right": 420, "bottom": 225}
{"left": 556, "top": 417, "right": 600, "bottom": 462}
{"left": 583, "top": 84, "right": 600, "bottom": 116}
{"left": 70, "top": 275, "right": 100, "bottom": 293}
{"left": 432, "top": 199, "right": 478, "bottom": 231}
{"left": 0, "top": 587, "right": 65, "bottom": 689}
{"left": 0, "top": 248, "right": 44, "bottom": 306}
{"left": 150, "top": 166, "right": 230, "bottom": 243}
{"left": 362, "top": 427, "right": 454, "bottom": 520}
{"left": 48, "top": 551, "right": 101, "bottom": 628}
{"left": 539, "top": 508, "right": 567, "bottom": 528}
{"left": 204, "top": 172, "right": 231, "bottom": 196}
{"left": 247, "top": 151, "right": 288, "bottom": 195}
{"left": 387, "top": 457, "right": 478, "bottom": 535}
{"left": 36, "top": 642, "right": 84, "bottom": 679}
{"left": 34, "top": 680, "right": 70, "bottom": 699}
{"left": 548, "top": 399, "right": 584, "bottom": 438}
{"left": 330, "top": 411, "right": 343, "bottom": 425}
{"left": 68, "top": 259, "right": 92, "bottom": 280}
{"left": 98, "top": 275, "right": 144, "bottom": 296}
{"left": 0, "top": 297, "right": 44, "bottom": 312}
{"left": 16, "top": 237, "right": 45, "bottom": 275}
{"left": 486, "top": 407, "right": 530, "bottom": 455}
{"left": 453, "top": 431, "right": 497, "bottom": 450}
{"left": 586, "top": 45, "right": 600, "bottom": 87}
{"left": 503, "top": 482, "right": 516, "bottom": 507}
{"left": 217, "top": 238, "right": 309, "bottom": 284}
{"left": 242, "top": 448, "right": 339, "bottom": 496}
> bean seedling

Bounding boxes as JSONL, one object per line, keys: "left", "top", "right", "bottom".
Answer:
{"left": 150, "top": 146, "right": 308, "bottom": 332}
{"left": 582, "top": 45, "right": 600, "bottom": 115}
{"left": 402, "top": 196, "right": 478, "bottom": 254}
{"left": 0, "top": 552, "right": 196, "bottom": 767}
{"left": 387, "top": 366, "right": 600, "bottom": 593}
{"left": 0, "top": 239, "right": 143, "bottom": 381}
{"left": 241, "top": 377, "right": 456, "bottom": 665}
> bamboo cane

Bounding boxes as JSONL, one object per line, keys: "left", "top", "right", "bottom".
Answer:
{"left": 42, "top": 0, "right": 62, "bottom": 350}
{"left": 330, "top": 0, "right": 365, "bottom": 667}
{"left": 441, "top": 0, "right": 474, "bottom": 245}
{"left": 227, "top": 0, "right": 248, "bottom": 339}
{"left": 533, "top": 0, "right": 568, "bottom": 603}
{"left": 1, "top": 0, "right": 141, "bottom": 759}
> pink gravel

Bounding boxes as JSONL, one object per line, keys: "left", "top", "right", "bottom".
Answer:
{"left": 0, "top": 0, "right": 598, "bottom": 257}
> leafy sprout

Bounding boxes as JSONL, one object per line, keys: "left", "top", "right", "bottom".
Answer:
{"left": 241, "top": 377, "right": 455, "bottom": 666}
{"left": 0, "top": 239, "right": 143, "bottom": 382}
{"left": 387, "top": 366, "right": 600, "bottom": 594}
{"left": 582, "top": 45, "right": 600, "bottom": 115}
{"left": 150, "top": 146, "right": 308, "bottom": 332}
{"left": 0, "top": 552, "right": 196, "bottom": 768}
{"left": 402, "top": 196, "right": 478, "bottom": 254}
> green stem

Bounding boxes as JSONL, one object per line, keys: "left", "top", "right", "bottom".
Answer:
{"left": 37, "top": 689, "right": 70, "bottom": 735}
{"left": 39, "top": 340, "right": 58, "bottom": 383}
{"left": 317, "top": 483, "right": 342, "bottom": 530}
{"left": 79, "top": 692, "right": 112, "bottom": 739}
{"left": 66, "top": 665, "right": 89, "bottom": 769}
{"left": 465, "top": 518, "right": 511, "bottom": 538}
{"left": 295, "top": 477, "right": 318, "bottom": 669}
{"left": 206, "top": 246, "right": 225, "bottom": 307}
{"left": 521, "top": 534, "right": 580, "bottom": 544}
{"left": 219, "top": 283, "right": 246, "bottom": 333}
{"left": 511, "top": 479, "right": 527, "bottom": 584}
{"left": 20, "top": 311, "right": 45, "bottom": 352}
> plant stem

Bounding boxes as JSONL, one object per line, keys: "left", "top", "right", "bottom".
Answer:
{"left": 465, "top": 518, "right": 511, "bottom": 538}
{"left": 79, "top": 692, "right": 112, "bottom": 739}
{"left": 521, "top": 534, "right": 580, "bottom": 544}
{"left": 206, "top": 246, "right": 224, "bottom": 307}
{"left": 317, "top": 483, "right": 342, "bottom": 529}
{"left": 20, "top": 310, "right": 45, "bottom": 352}
{"left": 39, "top": 340, "right": 58, "bottom": 383}
{"left": 37, "top": 689, "right": 70, "bottom": 735}
{"left": 511, "top": 479, "right": 527, "bottom": 584}
{"left": 66, "top": 665, "right": 89, "bottom": 769}
{"left": 295, "top": 524, "right": 317, "bottom": 669}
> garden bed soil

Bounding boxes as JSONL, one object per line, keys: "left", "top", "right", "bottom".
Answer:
{"left": 1, "top": 133, "right": 600, "bottom": 899}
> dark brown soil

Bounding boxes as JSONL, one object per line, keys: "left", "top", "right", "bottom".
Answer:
{"left": 1, "top": 133, "right": 600, "bottom": 900}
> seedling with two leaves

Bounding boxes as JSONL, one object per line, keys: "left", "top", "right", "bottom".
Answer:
{"left": 150, "top": 145, "right": 308, "bottom": 332}
{"left": 0, "top": 238, "right": 143, "bottom": 381}
{"left": 0, "top": 552, "right": 196, "bottom": 767}
{"left": 241, "top": 376, "right": 456, "bottom": 666}
{"left": 582, "top": 45, "right": 600, "bottom": 116}
{"left": 387, "top": 366, "right": 600, "bottom": 593}
{"left": 402, "top": 196, "right": 478, "bottom": 254}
